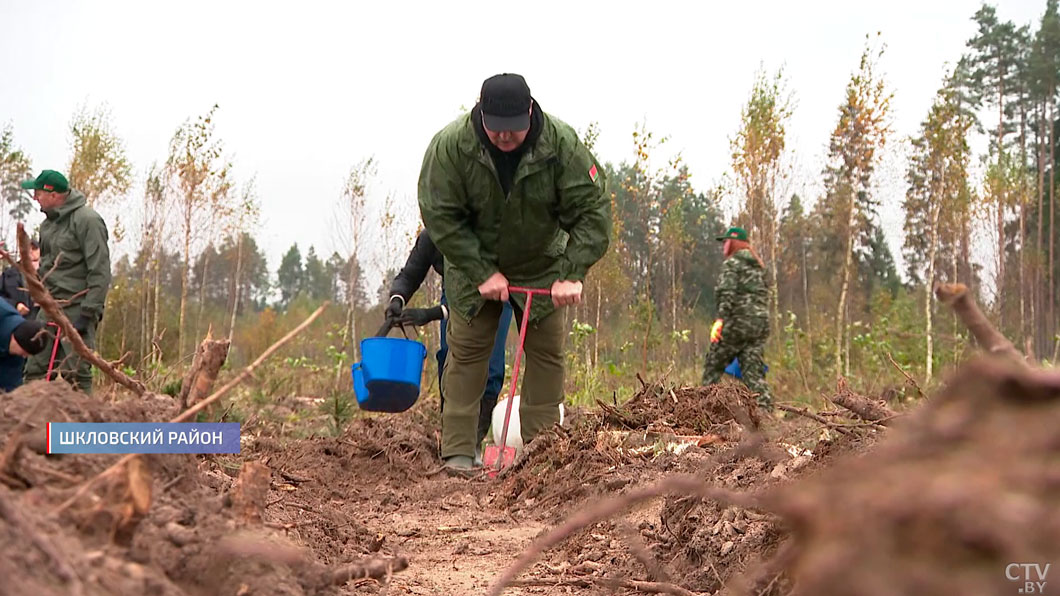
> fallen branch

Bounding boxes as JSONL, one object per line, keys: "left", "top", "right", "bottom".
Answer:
{"left": 595, "top": 398, "right": 639, "bottom": 429}
{"left": 741, "top": 540, "right": 795, "bottom": 596}
{"left": 279, "top": 470, "right": 311, "bottom": 484}
{"left": 0, "top": 489, "right": 84, "bottom": 595}
{"left": 0, "top": 470, "right": 28, "bottom": 489}
{"left": 829, "top": 379, "right": 897, "bottom": 425}
{"left": 510, "top": 577, "right": 702, "bottom": 596}
{"left": 486, "top": 475, "right": 759, "bottom": 596}
{"left": 331, "top": 554, "right": 410, "bottom": 585}
{"left": 935, "top": 283, "right": 1024, "bottom": 365}
{"left": 0, "top": 395, "right": 49, "bottom": 476}
{"left": 775, "top": 404, "right": 855, "bottom": 437}
{"left": 886, "top": 352, "right": 924, "bottom": 399}
{"left": 619, "top": 521, "right": 672, "bottom": 583}
{"left": 216, "top": 535, "right": 308, "bottom": 566}
{"left": 216, "top": 535, "right": 408, "bottom": 587}
{"left": 26, "top": 464, "right": 82, "bottom": 484}
{"left": 8, "top": 226, "right": 146, "bottom": 396}
{"left": 51, "top": 303, "right": 329, "bottom": 516}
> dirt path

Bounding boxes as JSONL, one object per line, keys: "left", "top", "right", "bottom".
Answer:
{"left": 377, "top": 486, "right": 549, "bottom": 595}
{"left": 329, "top": 472, "right": 668, "bottom": 596}
{"left": 213, "top": 384, "right": 774, "bottom": 596}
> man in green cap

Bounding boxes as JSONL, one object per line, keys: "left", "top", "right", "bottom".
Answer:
{"left": 20, "top": 169, "right": 111, "bottom": 393}
{"left": 702, "top": 226, "right": 773, "bottom": 409}
{"left": 418, "top": 73, "right": 611, "bottom": 471}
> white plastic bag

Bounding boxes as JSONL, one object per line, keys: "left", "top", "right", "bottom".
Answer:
{"left": 490, "top": 394, "right": 565, "bottom": 452}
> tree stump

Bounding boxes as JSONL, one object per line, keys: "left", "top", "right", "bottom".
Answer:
{"left": 180, "top": 333, "right": 231, "bottom": 410}
{"left": 231, "top": 462, "right": 271, "bottom": 526}
{"left": 112, "top": 455, "right": 153, "bottom": 545}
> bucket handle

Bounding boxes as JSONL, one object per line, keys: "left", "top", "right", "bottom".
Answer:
{"left": 374, "top": 316, "right": 410, "bottom": 339}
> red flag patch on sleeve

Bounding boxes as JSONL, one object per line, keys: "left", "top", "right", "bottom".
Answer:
{"left": 589, "top": 164, "right": 598, "bottom": 183}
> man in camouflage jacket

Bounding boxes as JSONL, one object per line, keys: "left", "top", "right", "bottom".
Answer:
{"left": 702, "top": 226, "right": 772, "bottom": 409}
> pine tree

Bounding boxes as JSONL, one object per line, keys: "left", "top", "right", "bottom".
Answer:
{"left": 968, "top": 4, "right": 1023, "bottom": 329}
{"left": 276, "top": 243, "right": 304, "bottom": 309}
{"left": 0, "top": 125, "right": 33, "bottom": 242}
{"left": 777, "top": 194, "right": 811, "bottom": 327}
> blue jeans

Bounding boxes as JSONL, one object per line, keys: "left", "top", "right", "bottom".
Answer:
{"left": 438, "top": 291, "right": 513, "bottom": 444}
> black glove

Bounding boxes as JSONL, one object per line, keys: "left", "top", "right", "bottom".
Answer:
{"left": 398, "top": 306, "right": 445, "bottom": 327}
{"left": 385, "top": 296, "right": 404, "bottom": 321}
{"left": 72, "top": 314, "right": 92, "bottom": 336}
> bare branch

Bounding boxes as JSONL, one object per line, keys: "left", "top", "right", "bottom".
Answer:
{"left": 486, "top": 475, "right": 759, "bottom": 596}
{"left": 886, "top": 352, "right": 924, "bottom": 399}
{"left": 935, "top": 283, "right": 1025, "bottom": 365}
{"left": 330, "top": 555, "right": 410, "bottom": 586}
{"left": 6, "top": 226, "right": 146, "bottom": 396}
{"left": 828, "top": 378, "right": 898, "bottom": 425}
{"left": 51, "top": 303, "right": 329, "bottom": 516}
{"left": 510, "top": 577, "right": 702, "bottom": 596}
{"left": 776, "top": 404, "right": 856, "bottom": 436}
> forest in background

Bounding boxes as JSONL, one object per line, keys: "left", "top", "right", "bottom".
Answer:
{"left": 0, "top": 2, "right": 1057, "bottom": 416}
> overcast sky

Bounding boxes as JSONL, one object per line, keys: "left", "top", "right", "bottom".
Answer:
{"left": 0, "top": 0, "right": 1046, "bottom": 294}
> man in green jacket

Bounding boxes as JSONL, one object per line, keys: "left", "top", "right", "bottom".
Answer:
{"left": 21, "top": 170, "right": 111, "bottom": 394}
{"left": 702, "top": 226, "right": 772, "bottom": 409}
{"left": 419, "top": 73, "right": 611, "bottom": 470}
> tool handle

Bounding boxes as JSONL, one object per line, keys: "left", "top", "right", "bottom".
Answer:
{"left": 508, "top": 286, "right": 552, "bottom": 296}
{"left": 495, "top": 289, "right": 541, "bottom": 470}
{"left": 46, "top": 323, "right": 62, "bottom": 380}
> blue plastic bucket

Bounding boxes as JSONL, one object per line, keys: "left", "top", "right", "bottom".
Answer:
{"left": 351, "top": 337, "right": 427, "bottom": 413}
{"left": 352, "top": 361, "right": 369, "bottom": 404}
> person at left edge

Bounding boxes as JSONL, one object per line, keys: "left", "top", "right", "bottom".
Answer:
{"left": 0, "top": 239, "right": 40, "bottom": 318}
{"left": 0, "top": 299, "right": 48, "bottom": 391}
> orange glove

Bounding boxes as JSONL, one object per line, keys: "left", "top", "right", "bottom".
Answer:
{"left": 710, "top": 319, "right": 723, "bottom": 343}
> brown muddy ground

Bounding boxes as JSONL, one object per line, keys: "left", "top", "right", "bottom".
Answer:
{"left": 1, "top": 359, "right": 1057, "bottom": 596}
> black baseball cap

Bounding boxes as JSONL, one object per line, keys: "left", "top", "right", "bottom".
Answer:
{"left": 480, "top": 73, "right": 533, "bottom": 132}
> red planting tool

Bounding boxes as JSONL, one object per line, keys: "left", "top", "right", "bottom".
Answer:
{"left": 483, "top": 286, "right": 551, "bottom": 477}
{"left": 46, "top": 322, "right": 62, "bottom": 381}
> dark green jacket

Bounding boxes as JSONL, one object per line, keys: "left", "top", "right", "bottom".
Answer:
{"left": 38, "top": 189, "right": 111, "bottom": 319}
{"left": 716, "top": 249, "right": 769, "bottom": 341}
{"left": 418, "top": 111, "right": 611, "bottom": 322}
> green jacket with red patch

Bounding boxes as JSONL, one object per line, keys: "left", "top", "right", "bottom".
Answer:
{"left": 38, "top": 189, "right": 111, "bottom": 319}
{"left": 418, "top": 111, "right": 611, "bottom": 322}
